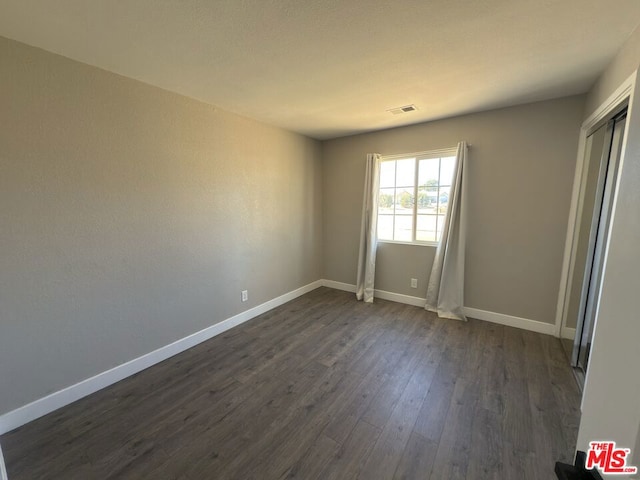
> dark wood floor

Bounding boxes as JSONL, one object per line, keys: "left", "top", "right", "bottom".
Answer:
{"left": 1, "top": 287, "right": 581, "bottom": 479}
{"left": 561, "top": 337, "right": 574, "bottom": 364}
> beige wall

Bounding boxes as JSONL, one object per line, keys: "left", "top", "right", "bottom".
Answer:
{"left": 585, "top": 25, "right": 640, "bottom": 117}
{"left": 374, "top": 243, "right": 436, "bottom": 298}
{"left": 0, "top": 36, "right": 322, "bottom": 415}
{"left": 576, "top": 31, "right": 640, "bottom": 478}
{"left": 323, "top": 96, "right": 585, "bottom": 324}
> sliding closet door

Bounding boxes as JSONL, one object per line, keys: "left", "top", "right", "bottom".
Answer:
{"left": 573, "top": 112, "right": 627, "bottom": 373}
{"left": 564, "top": 125, "right": 607, "bottom": 338}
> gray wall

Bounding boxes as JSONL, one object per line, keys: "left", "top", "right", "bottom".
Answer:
{"left": 323, "top": 96, "right": 585, "bottom": 324}
{"left": 585, "top": 24, "right": 640, "bottom": 117}
{"left": 0, "top": 37, "right": 323, "bottom": 415}
{"left": 576, "top": 25, "right": 640, "bottom": 476}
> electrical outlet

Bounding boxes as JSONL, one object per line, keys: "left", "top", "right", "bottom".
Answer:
{"left": 410, "top": 278, "right": 418, "bottom": 288}
{"left": 241, "top": 290, "right": 248, "bottom": 302}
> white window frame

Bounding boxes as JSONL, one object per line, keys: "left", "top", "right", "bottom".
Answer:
{"left": 378, "top": 147, "right": 457, "bottom": 247}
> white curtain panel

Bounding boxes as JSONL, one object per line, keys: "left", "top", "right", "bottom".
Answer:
{"left": 356, "top": 153, "right": 381, "bottom": 303}
{"left": 425, "top": 142, "right": 468, "bottom": 320}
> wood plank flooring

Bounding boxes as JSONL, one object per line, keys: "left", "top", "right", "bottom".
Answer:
{"left": 0, "top": 287, "right": 581, "bottom": 479}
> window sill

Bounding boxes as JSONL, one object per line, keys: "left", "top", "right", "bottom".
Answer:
{"left": 377, "top": 240, "right": 438, "bottom": 248}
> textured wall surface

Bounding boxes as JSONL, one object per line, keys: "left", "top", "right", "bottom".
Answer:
{"left": 0, "top": 37, "right": 322, "bottom": 415}
{"left": 323, "top": 96, "right": 584, "bottom": 324}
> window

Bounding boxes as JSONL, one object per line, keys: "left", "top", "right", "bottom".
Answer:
{"left": 378, "top": 149, "right": 457, "bottom": 245}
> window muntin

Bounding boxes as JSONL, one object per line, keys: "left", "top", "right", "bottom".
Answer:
{"left": 377, "top": 150, "right": 456, "bottom": 245}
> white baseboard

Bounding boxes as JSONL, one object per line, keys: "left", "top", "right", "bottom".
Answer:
{"left": 462, "top": 307, "right": 556, "bottom": 336}
{"left": 0, "top": 443, "right": 7, "bottom": 480}
{"left": 322, "top": 280, "right": 557, "bottom": 336}
{"left": 0, "top": 278, "right": 559, "bottom": 437}
{"left": 561, "top": 326, "right": 577, "bottom": 340}
{"left": 0, "top": 280, "right": 323, "bottom": 436}
{"left": 373, "top": 289, "right": 425, "bottom": 307}
{"left": 320, "top": 280, "right": 426, "bottom": 307}
{"left": 321, "top": 279, "right": 356, "bottom": 293}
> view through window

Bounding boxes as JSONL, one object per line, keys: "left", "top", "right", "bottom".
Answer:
{"left": 378, "top": 150, "right": 456, "bottom": 244}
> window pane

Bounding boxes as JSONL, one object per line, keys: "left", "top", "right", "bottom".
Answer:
{"left": 395, "top": 187, "right": 414, "bottom": 214}
{"left": 377, "top": 149, "right": 456, "bottom": 245}
{"left": 417, "top": 230, "right": 437, "bottom": 243}
{"left": 379, "top": 161, "right": 396, "bottom": 188}
{"left": 417, "top": 186, "right": 438, "bottom": 214}
{"left": 394, "top": 215, "right": 413, "bottom": 241}
{"left": 395, "top": 158, "right": 416, "bottom": 187}
{"left": 378, "top": 214, "right": 394, "bottom": 240}
{"left": 418, "top": 158, "right": 439, "bottom": 187}
{"left": 437, "top": 186, "right": 450, "bottom": 213}
{"left": 417, "top": 214, "right": 437, "bottom": 230}
{"left": 417, "top": 215, "right": 437, "bottom": 242}
{"left": 378, "top": 188, "right": 395, "bottom": 214}
{"left": 440, "top": 156, "right": 456, "bottom": 185}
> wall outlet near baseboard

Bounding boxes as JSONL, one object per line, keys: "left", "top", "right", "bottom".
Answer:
{"left": 410, "top": 278, "right": 418, "bottom": 288}
{"left": 241, "top": 290, "right": 248, "bottom": 302}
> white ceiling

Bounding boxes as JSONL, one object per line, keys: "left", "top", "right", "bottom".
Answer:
{"left": 1, "top": 1, "right": 640, "bottom": 139}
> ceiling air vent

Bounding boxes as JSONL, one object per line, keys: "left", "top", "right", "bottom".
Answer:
{"left": 388, "top": 104, "right": 418, "bottom": 115}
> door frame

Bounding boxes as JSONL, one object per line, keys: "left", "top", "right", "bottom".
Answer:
{"left": 555, "top": 71, "right": 637, "bottom": 339}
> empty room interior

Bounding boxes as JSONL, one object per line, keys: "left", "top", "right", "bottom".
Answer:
{"left": 2, "top": 1, "right": 640, "bottom": 479}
